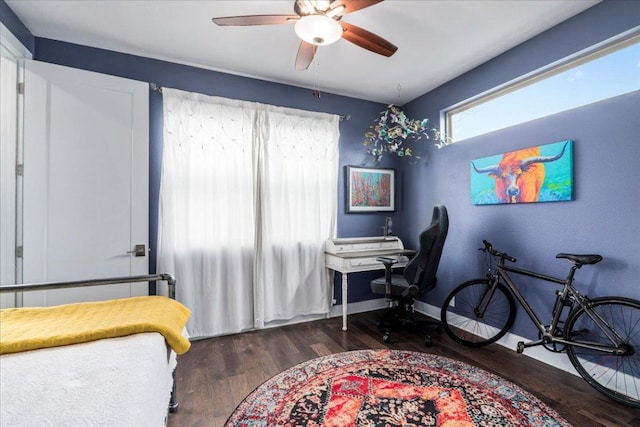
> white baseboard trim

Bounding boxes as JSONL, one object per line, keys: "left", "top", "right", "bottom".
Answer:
{"left": 329, "top": 298, "right": 388, "bottom": 318}
{"left": 414, "top": 300, "right": 579, "bottom": 377}
{"left": 260, "top": 299, "right": 388, "bottom": 331}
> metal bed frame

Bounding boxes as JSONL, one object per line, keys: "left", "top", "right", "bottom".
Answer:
{"left": 0, "top": 273, "right": 181, "bottom": 412}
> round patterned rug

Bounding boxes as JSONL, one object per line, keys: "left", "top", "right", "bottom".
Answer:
{"left": 226, "top": 349, "right": 572, "bottom": 426}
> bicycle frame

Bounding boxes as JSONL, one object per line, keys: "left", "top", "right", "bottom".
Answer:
{"left": 485, "top": 260, "right": 627, "bottom": 355}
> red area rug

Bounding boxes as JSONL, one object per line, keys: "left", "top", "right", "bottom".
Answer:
{"left": 226, "top": 349, "right": 572, "bottom": 427}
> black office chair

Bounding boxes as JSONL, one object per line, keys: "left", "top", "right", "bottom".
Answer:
{"left": 370, "top": 205, "right": 449, "bottom": 346}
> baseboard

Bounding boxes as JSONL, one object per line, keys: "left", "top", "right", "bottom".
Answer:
{"left": 414, "top": 300, "right": 579, "bottom": 377}
{"left": 328, "top": 298, "right": 388, "bottom": 318}
{"left": 260, "top": 299, "right": 388, "bottom": 331}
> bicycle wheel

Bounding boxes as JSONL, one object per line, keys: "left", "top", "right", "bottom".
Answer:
{"left": 441, "top": 279, "right": 516, "bottom": 346}
{"left": 565, "top": 297, "right": 640, "bottom": 408}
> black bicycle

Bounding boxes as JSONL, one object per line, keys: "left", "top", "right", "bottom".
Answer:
{"left": 440, "top": 240, "right": 640, "bottom": 408}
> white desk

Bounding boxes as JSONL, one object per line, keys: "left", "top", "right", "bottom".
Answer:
{"left": 325, "top": 236, "right": 413, "bottom": 331}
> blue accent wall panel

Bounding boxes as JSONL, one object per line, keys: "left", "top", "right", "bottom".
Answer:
{"left": 403, "top": 0, "right": 640, "bottom": 340}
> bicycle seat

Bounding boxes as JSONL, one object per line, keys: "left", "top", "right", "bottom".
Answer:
{"left": 556, "top": 253, "right": 603, "bottom": 266}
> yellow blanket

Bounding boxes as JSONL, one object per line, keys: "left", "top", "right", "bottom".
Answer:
{"left": 0, "top": 296, "right": 191, "bottom": 355}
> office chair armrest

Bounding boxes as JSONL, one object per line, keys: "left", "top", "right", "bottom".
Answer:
{"left": 375, "top": 256, "right": 398, "bottom": 295}
{"left": 375, "top": 256, "right": 398, "bottom": 266}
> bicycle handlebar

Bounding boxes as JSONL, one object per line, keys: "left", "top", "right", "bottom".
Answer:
{"left": 481, "top": 240, "right": 517, "bottom": 263}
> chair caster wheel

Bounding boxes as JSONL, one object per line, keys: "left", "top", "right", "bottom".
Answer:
{"left": 425, "top": 337, "right": 432, "bottom": 347}
{"left": 383, "top": 333, "right": 391, "bottom": 343}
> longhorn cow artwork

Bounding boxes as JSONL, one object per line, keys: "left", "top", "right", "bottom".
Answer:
{"left": 470, "top": 140, "right": 573, "bottom": 205}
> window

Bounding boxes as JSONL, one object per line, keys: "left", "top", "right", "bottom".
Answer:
{"left": 445, "top": 31, "right": 640, "bottom": 142}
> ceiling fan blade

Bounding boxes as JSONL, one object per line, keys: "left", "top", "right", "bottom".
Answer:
{"left": 212, "top": 15, "right": 298, "bottom": 26}
{"left": 340, "top": 21, "right": 397, "bottom": 57}
{"left": 330, "top": 0, "right": 384, "bottom": 16}
{"left": 295, "top": 41, "right": 318, "bottom": 70}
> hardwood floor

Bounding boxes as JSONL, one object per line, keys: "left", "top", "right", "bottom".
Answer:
{"left": 168, "top": 311, "right": 640, "bottom": 427}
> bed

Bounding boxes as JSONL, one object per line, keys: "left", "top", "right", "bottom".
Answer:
{"left": 0, "top": 273, "right": 190, "bottom": 427}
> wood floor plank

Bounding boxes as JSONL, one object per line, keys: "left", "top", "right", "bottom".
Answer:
{"left": 168, "top": 310, "right": 640, "bottom": 427}
{"left": 210, "top": 377, "right": 235, "bottom": 418}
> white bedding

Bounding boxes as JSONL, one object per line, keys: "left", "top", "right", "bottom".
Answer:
{"left": 0, "top": 332, "right": 177, "bottom": 427}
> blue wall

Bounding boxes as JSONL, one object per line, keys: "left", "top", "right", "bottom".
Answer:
{"left": 0, "top": 0, "right": 34, "bottom": 53}
{"left": 0, "top": 0, "right": 398, "bottom": 302}
{"left": 403, "top": 0, "right": 640, "bottom": 339}
{"left": 2, "top": 0, "right": 639, "bottom": 326}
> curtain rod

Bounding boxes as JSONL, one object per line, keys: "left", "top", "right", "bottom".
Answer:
{"left": 149, "top": 83, "right": 350, "bottom": 121}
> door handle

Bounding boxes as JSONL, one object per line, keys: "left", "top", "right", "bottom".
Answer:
{"left": 126, "top": 244, "right": 146, "bottom": 257}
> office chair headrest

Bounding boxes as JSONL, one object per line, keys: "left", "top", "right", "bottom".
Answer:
{"left": 432, "top": 205, "right": 448, "bottom": 226}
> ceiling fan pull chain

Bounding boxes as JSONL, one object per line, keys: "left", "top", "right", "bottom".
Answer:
{"left": 312, "top": 61, "right": 321, "bottom": 98}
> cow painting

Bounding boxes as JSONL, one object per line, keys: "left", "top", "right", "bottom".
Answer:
{"left": 470, "top": 140, "right": 573, "bottom": 205}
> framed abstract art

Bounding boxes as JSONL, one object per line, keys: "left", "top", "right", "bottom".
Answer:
{"left": 346, "top": 166, "right": 395, "bottom": 212}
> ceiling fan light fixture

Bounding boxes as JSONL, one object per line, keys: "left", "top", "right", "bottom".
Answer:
{"left": 294, "top": 14, "right": 343, "bottom": 46}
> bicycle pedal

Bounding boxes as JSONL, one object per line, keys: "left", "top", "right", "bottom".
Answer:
{"left": 516, "top": 339, "right": 544, "bottom": 353}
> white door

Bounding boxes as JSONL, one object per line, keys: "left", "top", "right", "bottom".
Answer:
{"left": 21, "top": 59, "right": 149, "bottom": 307}
{"left": 1, "top": 24, "right": 31, "bottom": 309}
{"left": 0, "top": 55, "right": 19, "bottom": 308}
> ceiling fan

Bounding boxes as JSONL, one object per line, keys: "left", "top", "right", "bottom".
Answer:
{"left": 212, "top": 0, "right": 397, "bottom": 70}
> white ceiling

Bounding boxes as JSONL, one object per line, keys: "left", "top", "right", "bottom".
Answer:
{"left": 6, "top": 0, "right": 600, "bottom": 105}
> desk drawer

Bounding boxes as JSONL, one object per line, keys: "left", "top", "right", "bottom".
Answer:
{"left": 325, "top": 253, "right": 409, "bottom": 273}
{"left": 348, "top": 255, "right": 409, "bottom": 269}
{"left": 332, "top": 241, "right": 400, "bottom": 252}
{"left": 348, "top": 257, "right": 384, "bottom": 268}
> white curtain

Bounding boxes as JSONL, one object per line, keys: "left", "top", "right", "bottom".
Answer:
{"left": 158, "top": 88, "right": 339, "bottom": 338}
